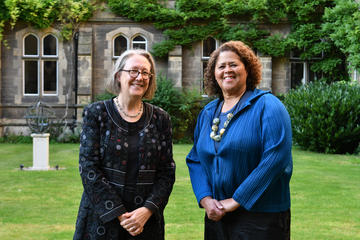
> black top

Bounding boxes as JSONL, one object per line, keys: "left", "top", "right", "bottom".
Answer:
{"left": 109, "top": 99, "right": 146, "bottom": 191}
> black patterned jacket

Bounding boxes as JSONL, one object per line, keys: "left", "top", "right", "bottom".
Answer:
{"left": 74, "top": 100, "right": 176, "bottom": 240}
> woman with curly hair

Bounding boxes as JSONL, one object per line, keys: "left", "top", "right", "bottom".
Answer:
{"left": 186, "top": 41, "right": 292, "bottom": 240}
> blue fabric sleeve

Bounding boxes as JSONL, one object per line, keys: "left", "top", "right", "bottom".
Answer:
{"left": 186, "top": 111, "right": 213, "bottom": 206}
{"left": 232, "top": 95, "right": 292, "bottom": 210}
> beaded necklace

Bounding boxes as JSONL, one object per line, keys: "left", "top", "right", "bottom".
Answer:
{"left": 210, "top": 99, "right": 241, "bottom": 142}
{"left": 115, "top": 97, "right": 143, "bottom": 118}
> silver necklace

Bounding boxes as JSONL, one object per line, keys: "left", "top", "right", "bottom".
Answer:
{"left": 115, "top": 97, "right": 143, "bottom": 118}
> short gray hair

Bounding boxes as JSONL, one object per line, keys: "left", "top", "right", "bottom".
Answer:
{"left": 106, "top": 49, "right": 156, "bottom": 100}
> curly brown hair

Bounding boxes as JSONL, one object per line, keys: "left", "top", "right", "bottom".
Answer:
{"left": 204, "top": 41, "right": 262, "bottom": 98}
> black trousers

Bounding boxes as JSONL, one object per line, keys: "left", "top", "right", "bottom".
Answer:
{"left": 204, "top": 209, "right": 290, "bottom": 240}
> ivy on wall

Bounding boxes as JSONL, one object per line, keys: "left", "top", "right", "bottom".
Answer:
{"left": 1, "top": 0, "right": 359, "bottom": 79}
{"left": 107, "top": 0, "right": 359, "bottom": 80}
{"left": 0, "top": 0, "right": 98, "bottom": 41}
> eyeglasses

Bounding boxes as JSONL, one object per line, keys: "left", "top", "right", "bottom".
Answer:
{"left": 120, "top": 69, "right": 152, "bottom": 79}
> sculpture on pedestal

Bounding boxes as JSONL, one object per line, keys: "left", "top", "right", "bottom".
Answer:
{"left": 25, "top": 100, "right": 56, "bottom": 133}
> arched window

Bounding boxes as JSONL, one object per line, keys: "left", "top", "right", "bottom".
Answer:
{"left": 42, "top": 34, "right": 58, "bottom": 95}
{"left": 201, "top": 37, "right": 218, "bottom": 92}
{"left": 114, "top": 35, "right": 128, "bottom": 57}
{"left": 43, "top": 34, "right": 57, "bottom": 56}
{"left": 202, "top": 37, "right": 216, "bottom": 59}
{"left": 24, "top": 34, "right": 39, "bottom": 56}
{"left": 23, "top": 33, "right": 58, "bottom": 95}
{"left": 23, "top": 34, "right": 39, "bottom": 94}
{"left": 132, "top": 35, "right": 147, "bottom": 50}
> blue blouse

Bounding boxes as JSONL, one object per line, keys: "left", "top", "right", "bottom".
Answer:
{"left": 186, "top": 89, "right": 293, "bottom": 212}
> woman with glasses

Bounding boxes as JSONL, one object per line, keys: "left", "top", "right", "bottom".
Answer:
{"left": 74, "top": 49, "right": 175, "bottom": 240}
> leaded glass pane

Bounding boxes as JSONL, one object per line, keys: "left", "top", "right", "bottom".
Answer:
{"left": 43, "top": 61, "right": 57, "bottom": 94}
{"left": 203, "top": 37, "right": 216, "bottom": 57}
{"left": 24, "top": 35, "right": 38, "bottom": 56}
{"left": 114, "top": 35, "right": 127, "bottom": 56}
{"left": 43, "top": 35, "right": 57, "bottom": 56}
{"left": 24, "top": 60, "right": 38, "bottom": 94}
{"left": 133, "top": 43, "right": 146, "bottom": 50}
{"left": 133, "top": 36, "right": 145, "bottom": 41}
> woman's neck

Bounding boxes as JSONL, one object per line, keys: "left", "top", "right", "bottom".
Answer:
{"left": 115, "top": 94, "right": 143, "bottom": 122}
{"left": 117, "top": 94, "right": 142, "bottom": 111}
{"left": 222, "top": 89, "right": 246, "bottom": 112}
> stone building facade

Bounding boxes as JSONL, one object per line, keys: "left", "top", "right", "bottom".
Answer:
{"left": 0, "top": 5, "right": 358, "bottom": 137}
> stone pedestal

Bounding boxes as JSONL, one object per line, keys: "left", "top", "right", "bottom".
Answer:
{"left": 31, "top": 133, "right": 50, "bottom": 170}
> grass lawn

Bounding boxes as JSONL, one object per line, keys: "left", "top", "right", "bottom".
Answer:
{"left": 0, "top": 143, "right": 359, "bottom": 239}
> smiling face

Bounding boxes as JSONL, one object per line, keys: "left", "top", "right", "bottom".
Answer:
{"left": 214, "top": 50, "right": 248, "bottom": 97}
{"left": 118, "top": 54, "right": 151, "bottom": 99}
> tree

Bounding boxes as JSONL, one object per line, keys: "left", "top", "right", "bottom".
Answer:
{"left": 323, "top": 0, "right": 360, "bottom": 71}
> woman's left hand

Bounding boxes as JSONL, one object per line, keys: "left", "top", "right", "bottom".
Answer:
{"left": 119, "top": 207, "right": 153, "bottom": 236}
{"left": 219, "top": 198, "right": 240, "bottom": 213}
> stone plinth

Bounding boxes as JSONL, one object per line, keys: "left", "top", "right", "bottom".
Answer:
{"left": 30, "top": 133, "right": 50, "bottom": 170}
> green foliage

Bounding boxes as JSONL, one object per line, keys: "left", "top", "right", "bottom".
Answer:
{"left": 223, "top": 0, "right": 287, "bottom": 23}
{"left": 1, "top": 0, "right": 97, "bottom": 41}
{"left": 1, "top": 0, "right": 359, "bottom": 81}
{"left": 55, "top": 126, "right": 81, "bottom": 143}
{"left": 147, "top": 75, "right": 204, "bottom": 142}
{"left": 323, "top": 0, "right": 360, "bottom": 70}
{"left": 0, "top": 135, "right": 32, "bottom": 143}
{"left": 107, "top": 0, "right": 183, "bottom": 29}
{"left": 106, "top": 0, "right": 355, "bottom": 81}
{"left": 176, "top": 0, "right": 222, "bottom": 21}
{"left": 94, "top": 91, "right": 115, "bottom": 102}
{"left": 284, "top": 81, "right": 360, "bottom": 154}
{"left": 254, "top": 34, "right": 290, "bottom": 57}
{"left": 221, "top": 24, "right": 269, "bottom": 47}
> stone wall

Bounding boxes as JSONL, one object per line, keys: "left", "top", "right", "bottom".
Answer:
{"left": 258, "top": 56, "right": 272, "bottom": 91}
{"left": 272, "top": 57, "right": 291, "bottom": 95}
{"left": 182, "top": 42, "right": 203, "bottom": 90}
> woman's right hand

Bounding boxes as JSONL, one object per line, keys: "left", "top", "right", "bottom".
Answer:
{"left": 200, "top": 196, "right": 226, "bottom": 221}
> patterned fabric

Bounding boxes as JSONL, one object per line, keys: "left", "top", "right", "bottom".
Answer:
{"left": 73, "top": 100, "right": 176, "bottom": 240}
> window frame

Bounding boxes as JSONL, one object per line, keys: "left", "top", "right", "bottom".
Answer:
{"left": 131, "top": 35, "right": 147, "bottom": 51}
{"left": 23, "top": 34, "right": 40, "bottom": 96}
{"left": 22, "top": 33, "right": 59, "bottom": 96}
{"left": 201, "top": 37, "right": 219, "bottom": 92}
{"left": 113, "top": 34, "right": 129, "bottom": 59}
{"left": 202, "top": 37, "right": 218, "bottom": 61}
{"left": 42, "top": 34, "right": 58, "bottom": 96}
{"left": 289, "top": 46, "right": 324, "bottom": 88}
{"left": 23, "top": 59, "right": 40, "bottom": 96}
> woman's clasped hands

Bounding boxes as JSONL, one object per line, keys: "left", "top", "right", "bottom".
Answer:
{"left": 118, "top": 207, "right": 152, "bottom": 236}
{"left": 200, "top": 196, "right": 240, "bottom": 221}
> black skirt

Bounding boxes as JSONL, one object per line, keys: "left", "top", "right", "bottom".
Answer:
{"left": 204, "top": 208, "right": 290, "bottom": 240}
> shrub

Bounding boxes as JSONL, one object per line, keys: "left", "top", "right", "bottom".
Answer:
{"left": 94, "top": 91, "right": 115, "bottom": 102}
{"left": 147, "top": 75, "right": 204, "bottom": 142}
{"left": 283, "top": 81, "right": 360, "bottom": 154}
{"left": 55, "top": 125, "right": 81, "bottom": 143}
{"left": 0, "top": 135, "right": 32, "bottom": 144}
